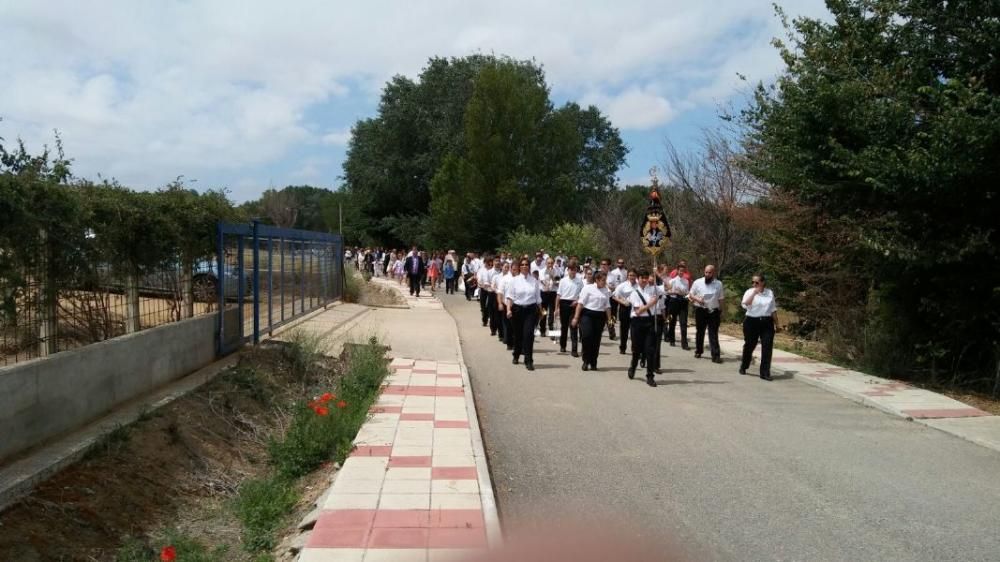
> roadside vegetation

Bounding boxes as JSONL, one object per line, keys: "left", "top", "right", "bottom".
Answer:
{"left": 0, "top": 332, "right": 389, "bottom": 561}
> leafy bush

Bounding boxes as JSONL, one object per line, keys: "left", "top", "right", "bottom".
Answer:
{"left": 232, "top": 477, "right": 299, "bottom": 553}
{"left": 342, "top": 269, "right": 363, "bottom": 303}
{"left": 283, "top": 330, "right": 327, "bottom": 382}
{"left": 503, "top": 222, "right": 605, "bottom": 260}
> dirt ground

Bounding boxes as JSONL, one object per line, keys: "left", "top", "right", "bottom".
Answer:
{"left": 0, "top": 344, "right": 344, "bottom": 561}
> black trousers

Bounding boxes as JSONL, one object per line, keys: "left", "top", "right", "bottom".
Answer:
{"left": 511, "top": 304, "right": 539, "bottom": 363}
{"left": 464, "top": 275, "right": 475, "bottom": 300}
{"left": 579, "top": 309, "right": 607, "bottom": 367}
{"left": 489, "top": 293, "right": 502, "bottom": 335}
{"left": 741, "top": 316, "right": 775, "bottom": 376}
{"left": 650, "top": 314, "right": 664, "bottom": 370}
{"left": 559, "top": 299, "right": 579, "bottom": 352}
{"left": 618, "top": 304, "right": 632, "bottom": 352}
{"left": 479, "top": 289, "right": 490, "bottom": 324}
{"left": 629, "top": 316, "right": 656, "bottom": 376}
{"left": 695, "top": 307, "right": 722, "bottom": 359}
{"left": 445, "top": 276, "right": 457, "bottom": 293}
{"left": 667, "top": 297, "right": 688, "bottom": 344}
{"left": 408, "top": 274, "right": 421, "bottom": 296}
{"left": 608, "top": 301, "right": 619, "bottom": 338}
{"left": 541, "top": 292, "right": 557, "bottom": 331}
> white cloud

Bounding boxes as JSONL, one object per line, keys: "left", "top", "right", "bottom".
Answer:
{"left": 582, "top": 87, "right": 676, "bottom": 130}
{"left": 0, "top": 0, "right": 830, "bottom": 197}
{"left": 321, "top": 129, "right": 352, "bottom": 147}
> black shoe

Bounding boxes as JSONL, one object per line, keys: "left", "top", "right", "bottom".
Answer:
{"left": 655, "top": 368, "right": 663, "bottom": 374}
{"left": 739, "top": 368, "right": 747, "bottom": 375}
{"left": 760, "top": 374, "right": 773, "bottom": 381}
{"left": 609, "top": 335, "right": 617, "bottom": 341}
{"left": 571, "top": 350, "right": 579, "bottom": 358}
{"left": 694, "top": 353, "right": 702, "bottom": 359}
{"left": 512, "top": 357, "right": 519, "bottom": 365}
{"left": 590, "top": 364, "right": 598, "bottom": 371}
{"left": 560, "top": 347, "right": 567, "bottom": 353}
{"left": 646, "top": 375, "right": 657, "bottom": 387}
{"left": 669, "top": 342, "right": 676, "bottom": 347}
{"left": 482, "top": 321, "right": 487, "bottom": 327}
{"left": 525, "top": 362, "right": 535, "bottom": 371}
{"left": 490, "top": 331, "right": 497, "bottom": 336}
{"left": 639, "top": 358, "right": 646, "bottom": 368}
{"left": 682, "top": 345, "right": 690, "bottom": 350}
{"left": 582, "top": 363, "right": 590, "bottom": 371}
{"left": 627, "top": 368, "right": 636, "bottom": 379}
{"left": 619, "top": 348, "right": 626, "bottom": 355}
{"left": 712, "top": 357, "right": 723, "bottom": 364}
{"left": 506, "top": 345, "right": 514, "bottom": 350}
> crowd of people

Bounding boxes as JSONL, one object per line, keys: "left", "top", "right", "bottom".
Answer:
{"left": 344, "top": 246, "right": 780, "bottom": 387}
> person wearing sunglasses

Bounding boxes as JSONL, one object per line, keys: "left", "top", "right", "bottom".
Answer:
{"left": 689, "top": 264, "right": 725, "bottom": 363}
{"left": 572, "top": 271, "right": 612, "bottom": 371}
{"left": 740, "top": 274, "right": 780, "bottom": 381}
{"left": 505, "top": 259, "right": 543, "bottom": 371}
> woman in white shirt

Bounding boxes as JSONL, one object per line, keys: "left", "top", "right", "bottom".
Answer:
{"left": 571, "top": 271, "right": 612, "bottom": 371}
{"left": 740, "top": 274, "right": 780, "bottom": 381}
{"left": 612, "top": 270, "right": 638, "bottom": 356}
{"left": 505, "top": 259, "right": 543, "bottom": 371}
{"left": 666, "top": 264, "right": 691, "bottom": 350}
{"left": 556, "top": 261, "right": 584, "bottom": 357}
{"left": 540, "top": 258, "right": 558, "bottom": 336}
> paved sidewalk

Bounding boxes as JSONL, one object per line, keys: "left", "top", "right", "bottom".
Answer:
{"left": 714, "top": 332, "right": 1000, "bottom": 452}
{"left": 297, "top": 280, "right": 499, "bottom": 561}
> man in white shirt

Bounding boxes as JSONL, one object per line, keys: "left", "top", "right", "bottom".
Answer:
{"left": 477, "top": 257, "right": 495, "bottom": 327}
{"left": 462, "top": 256, "right": 476, "bottom": 301}
{"left": 666, "top": 263, "right": 691, "bottom": 349}
{"left": 488, "top": 259, "right": 504, "bottom": 337}
{"left": 606, "top": 258, "right": 626, "bottom": 343}
{"left": 689, "top": 264, "right": 725, "bottom": 363}
{"left": 611, "top": 269, "right": 637, "bottom": 355}
{"left": 495, "top": 262, "right": 514, "bottom": 347}
{"left": 556, "top": 261, "right": 584, "bottom": 356}
{"left": 530, "top": 252, "right": 546, "bottom": 276}
{"left": 626, "top": 269, "right": 660, "bottom": 387}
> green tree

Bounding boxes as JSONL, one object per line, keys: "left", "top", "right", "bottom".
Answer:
{"left": 743, "top": 1, "right": 1000, "bottom": 389}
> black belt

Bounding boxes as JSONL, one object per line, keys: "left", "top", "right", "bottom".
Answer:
{"left": 512, "top": 303, "right": 538, "bottom": 309}
{"left": 581, "top": 308, "right": 605, "bottom": 316}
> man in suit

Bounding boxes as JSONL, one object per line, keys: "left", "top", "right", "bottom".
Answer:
{"left": 403, "top": 246, "right": 426, "bottom": 297}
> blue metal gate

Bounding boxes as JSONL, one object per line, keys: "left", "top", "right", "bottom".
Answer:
{"left": 216, "top": 221, "right": 344, "bottom": 355}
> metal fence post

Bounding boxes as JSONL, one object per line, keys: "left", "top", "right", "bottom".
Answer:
{"left": 216, "top": 222, "right": 224, "bottom": 357}
{"left": 252, "top": 220, "right": 261, "bottom": 345}
{"left": 181, "top": 260, "right": 194, "bottom": 319}
{"left": 36, "top": 228, "right": 58, "bottom": 357}
{"left": 125, "top": 268, "right": 141, "bottom": 333}
{"left": 267, "top": 236, "right": 273, "bottom": 336}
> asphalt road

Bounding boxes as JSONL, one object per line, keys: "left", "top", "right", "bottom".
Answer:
{"left": 440, "top": 293, "right": 1000, "bottom": 562}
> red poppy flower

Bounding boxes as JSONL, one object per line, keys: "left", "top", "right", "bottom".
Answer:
{"left": 315, "top": 406, "right": 329, "bottom": 416}
{"left": 336, "top": 400, "right": 347, "bottom": 409}
{"left": 160, "top": 545, "right": 176, "bottom": 562}
{"left": 319, "top": 392, "right": 334, "bottom": 403}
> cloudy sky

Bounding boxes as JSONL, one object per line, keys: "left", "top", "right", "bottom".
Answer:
{"left": 0, "top": 0, "right": 829, "bottom": 202}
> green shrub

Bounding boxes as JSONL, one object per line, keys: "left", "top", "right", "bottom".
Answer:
{"left": 115, "top": 530, "right": 228, "bottom": 562}
{"left": 232, "top": 477, "right": 299, "bottom": 553}
{"left": 343, "top": 269, "right": 363, "bottom": 303}
{"left": 283, "top": 330, "right": 327, "bottom": 382}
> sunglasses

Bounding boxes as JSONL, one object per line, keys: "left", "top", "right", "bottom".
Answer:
{"left": 752, "top": 281, "right": 761, "bottom": 285}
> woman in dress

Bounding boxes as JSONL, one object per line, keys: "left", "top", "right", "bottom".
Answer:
{"left": 393, "top": 252, "right": 406, "bottom": 285}
{"left": 572, "top": 271, "right": 612, "bottom": 371}
{"left": 740, "top": 273, "right": 780, "bottom": 381}
{"left": 427, "top": 254, "right": 440, "bottom": 292}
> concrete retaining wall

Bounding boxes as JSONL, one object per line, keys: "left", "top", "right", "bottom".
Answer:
{"left": 0, "top": 313, "right": 220, "bottom": 462}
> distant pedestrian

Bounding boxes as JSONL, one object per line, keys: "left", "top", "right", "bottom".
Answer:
{"left": 740, "top": 274, "right": 780, "bottom": 381}
{"left": 403, "top": 247, "right": 426, "bottom": 297}
{"left": 444, "top": 256, "right": 457, "bottom": 294}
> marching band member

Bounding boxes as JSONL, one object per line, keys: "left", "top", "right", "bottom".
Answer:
{"left": 611, "top": 269, "right": 638, "bottom": 355}
{"left": 598, "top": 259, "right": 617, "bottom": 341}
{"left": 556, "top": 261, "right": 584, "bottom": 357}
{"left": 477, "top": 257, "right": 495, "bottom": 327}
{"left": 648, "top": 271, "right": 667, "bottom": 374}
{"left": 505, "top": 258, "right": 543, "bottom": 371}
{"left": 666, "top": 262, "right": 691, "bottom": 349}
{"left": 495, "top": 261, "right": 513, "bottom": 346}
{"left": 540, "top": 258, "right": 558, "bottom": 336}
{"left": 690, "top": 264, "right": 725, "bottom": 364}
{"left": 626, "top": 269, "right": 660, "bottom": 387}
{"left": 489, "top": 258, "right": 505, "bottom": 337}
{"left": 607, "top": 258, "right": 627, "bottom": 342}
{"left": 572, "top": 271, "right": 612, "bottom": 371}
{"left": 462, "top": 255, "right": 476, "bottom": 301}
{"left": 740, "top": 274, "right": 780, "bottom": 381}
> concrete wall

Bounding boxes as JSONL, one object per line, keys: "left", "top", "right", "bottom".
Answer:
{"left": 0, "top": 313, "right": 220, "bottom": 462}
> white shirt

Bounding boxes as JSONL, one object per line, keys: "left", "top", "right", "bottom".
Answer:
{"left": 540, "top": 268, "right": 557, "bottom": 292}
{"left": 472, "top": 258, "right": 483, "bottom": 273}
{"left": 742, "top": 288, "right": 777, "bottom": 318}
{"left": 652, "top": 283, "right": 668, "bottom": 314}
{"left": 477, "top": 267, "right": 494, "bottom": 292}
{"left": 690, "top": 277, "right": 724, "bottom": 310}
{"left": 628, "top": 284, "right": 659, "bottom": 317}
{"left": 668, "top": 276, "right": 690, "bottom": 298}
{"left": 612, "top": 281, "right": 637, "bottom": 306}
{"left": 556, "top": 275, "right": 584, "bottom": 302}
{"left": 607, "top": 267, "right": 627, "bottom": 290}
{"left": 506, "top": 274, "right": 542, "bottom": 306}
{"left": 462, "top": 261, "right": 474, "bottom": 276}
{"left": 577, "top": 284, "right": 610, "bottom": 312}
{"left": 530, "top": 259, "right": 546, "bottom": 275}
{"left": 496, "top": 272, "right": 513, "bottom": 299}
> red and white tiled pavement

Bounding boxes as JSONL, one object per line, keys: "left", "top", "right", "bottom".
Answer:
{"left": 299, "top": 357, "right": 499, "bottom": 562}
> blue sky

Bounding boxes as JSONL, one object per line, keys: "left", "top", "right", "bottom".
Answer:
{"left": 0, "top": 0, "right": 830, "bottom": 202}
